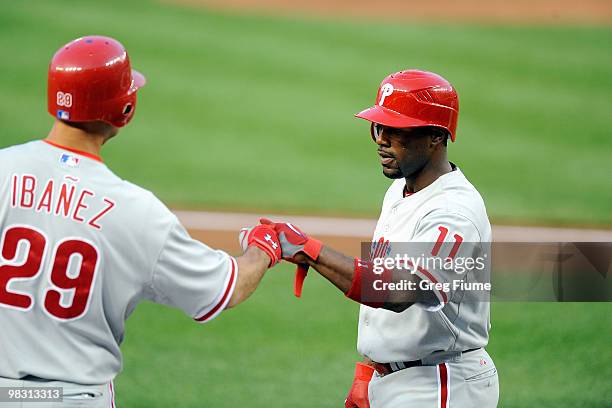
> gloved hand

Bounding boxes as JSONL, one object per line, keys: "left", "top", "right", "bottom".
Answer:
{"left": 259, "top": 218, "right": 323, "bottom": 297}
{"left": 259, "top": 218, "right": 322, "bottom": 263}
{"left": 238, "top": 224, "right": 282, "bottom": 267}
{"left": 345, "top": 362, "right": 375, "bottom": 408}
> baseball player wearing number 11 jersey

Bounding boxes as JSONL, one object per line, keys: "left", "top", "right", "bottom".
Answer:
{"left": 263, "top": 70, "right": 499, "bottom": 407}
{"left": 0, "top": 36, "right": 283, "bottom": 407}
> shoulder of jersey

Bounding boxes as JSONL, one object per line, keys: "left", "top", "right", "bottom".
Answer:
{"left": 388, "top": 170, "right": 487, "bottom": 223}
{"left": 426, "top": 170, "right": 489, "bottom": 227}
{"left": 120, "top": 180, "right": 171, "bottom": 217}
{"left": 440, "top": 170, "right": 486, "bottom": 208}
{"left": 82, "top": 166, "right": 173, "bottom": 225}
{"left": 0, "top": 140, "right": 35, "bottom": 157}
{"left": 0, "top": 141, "right": 39, "bottom": 172}
{"left": 3, "top": 140, "right": 163, "bottom": 210}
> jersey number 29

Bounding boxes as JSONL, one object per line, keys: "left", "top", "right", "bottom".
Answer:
{"left": 0, "top": 226, "right": 98, "bottom": 320}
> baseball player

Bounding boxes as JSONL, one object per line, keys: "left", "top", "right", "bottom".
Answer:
{"left": 263, "top": 70, "right": 499, "bottom": 407}
{"left": 0, "top": 36, "right": 282, "bottom": 407}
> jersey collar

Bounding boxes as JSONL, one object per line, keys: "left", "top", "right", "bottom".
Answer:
{"left": 43, "top": 139, "right": 103, "bottom": 163}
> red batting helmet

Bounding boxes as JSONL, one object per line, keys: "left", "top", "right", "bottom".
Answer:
{"left": 355, "top": 70, "right": 459, "bottom": 142}
{"left": 47, "top": 36, "right": 146, "bottom": 128}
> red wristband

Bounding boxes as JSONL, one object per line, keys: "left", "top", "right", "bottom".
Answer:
{"left": 302, "top": 238, "right": 322, "bottom": 261}
{"left": 345, "top": 258, "right": 391, "bottom": 308}
{"left": 354, "top": 362, "right": 375, "bottom": 381}
{"left": 346, "top": 258, "right": 365, "bottom": 301}
{"left": 243, "top": 225, "right": 281, "bottom": 267}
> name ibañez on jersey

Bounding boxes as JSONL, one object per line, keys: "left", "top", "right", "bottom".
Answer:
{"left": 10, "top": 173, "right": 116, "bottom": 230}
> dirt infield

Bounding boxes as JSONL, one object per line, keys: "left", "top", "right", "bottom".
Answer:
{"left": 171, "top": 0, "right": 612, "bottom": 24}
{"left": 182, "top": 210, "right": 612, "bottom": 259}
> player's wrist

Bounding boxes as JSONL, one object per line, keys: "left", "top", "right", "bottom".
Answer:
{"left": 354, "top": 361, "right": 375, "bottom": 380}
{"left": 238, "top": 224, "right": 282, "bottom": 267}
{"left": 245, "top": 245, "right": 274, "bottom": 269}
{"left": 302, "top": 242, "right": 322, "bottom": 268}
{"left": 345, "top": 258, "right": 389, "bottom": 308}
{"left": 301, "top": 237, "right": 322, "bottom": 261}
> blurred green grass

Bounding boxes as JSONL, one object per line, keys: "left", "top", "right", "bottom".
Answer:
{"left": 1, "top": 0, "right": 611, "bottom": 225}
{"left": 1, "top": 1, "right": 611, "bottom": 406}
{"left": 119, "top": 262, "right": 612, "bottom": 408}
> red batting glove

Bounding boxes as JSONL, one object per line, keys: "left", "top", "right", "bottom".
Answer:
{"left": 259, "top": 218, "right": 322, "bottom": 263}
{"left": 238, "top": 224, "right": 282, "bottom": 267}
{"left": 259, "top": 218, "right": 323, "bottom": 297}
{"left": 345, "top": 362, "right": 375, "bottom": 408}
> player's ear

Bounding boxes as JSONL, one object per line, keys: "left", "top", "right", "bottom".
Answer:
{"left": 429, "top": 127, "right": 448, "bottom": 149}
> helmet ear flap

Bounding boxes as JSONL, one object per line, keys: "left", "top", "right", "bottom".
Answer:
{"left": 110, "top": 92, "right": 138, "bottom": 127}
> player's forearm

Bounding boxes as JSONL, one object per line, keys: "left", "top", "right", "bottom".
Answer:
{"left": 261, "top": 219, "right": 420, "bottom": 309}
{"left": 308, "top": 246, "right": 421, "bottom": 312}
{"left": 227, "top": 247, "right": 270, "bottom": 308}
{"left": 306, "top": 245, "right": 355, "bottom": 294}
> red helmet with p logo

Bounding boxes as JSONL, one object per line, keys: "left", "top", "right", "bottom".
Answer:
{"left": 47, "top": 36, "right": 146, "bottom": 128}
{"left": 355, "top": 70, "right": 459, "bottom": 142}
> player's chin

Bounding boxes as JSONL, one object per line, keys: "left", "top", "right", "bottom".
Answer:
{"left": 382, "top": 166, "right": 403, "bottom": 179}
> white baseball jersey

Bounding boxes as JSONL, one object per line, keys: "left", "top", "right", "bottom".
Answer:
{"left": 358, "top": 166, "right": 492, "bottom": 363}
{"left": 0, "top": 140, "right": 237, "bottom": 385}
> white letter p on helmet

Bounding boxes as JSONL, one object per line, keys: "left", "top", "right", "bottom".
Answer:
{"left": 378, "top": 83, "right": 394, "bottom": 106}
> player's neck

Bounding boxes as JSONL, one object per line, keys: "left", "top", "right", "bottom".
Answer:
{"left": 404, "top": 155, "right": 452, "bottom": 194}
{"left": 46, "top": 120, "right": 107, "bottom": 158}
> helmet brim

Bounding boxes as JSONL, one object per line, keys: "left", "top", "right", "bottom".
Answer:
{"left": 354, "top": 105, "right": 429, "bottom": 129}
{"left": 131, "top": 69, "right": 146, "bottom": 90}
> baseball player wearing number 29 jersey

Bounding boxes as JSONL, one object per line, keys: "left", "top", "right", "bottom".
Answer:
{"left": 0, "top": 36, "right": 283, "bottom": 407}
{"left": 263, "top": 70, "right": 499, "bottom": 407}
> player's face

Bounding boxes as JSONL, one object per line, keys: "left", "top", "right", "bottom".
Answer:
{"left": 372, "top": 124, "right": 432, "bottom": 179}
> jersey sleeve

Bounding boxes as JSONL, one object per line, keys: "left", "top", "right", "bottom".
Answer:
{"left": 148, "top": 218, "right": 237, "bottom": 323}
{"left": 410, "top": 210, "right": 485, "bottom": 312}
